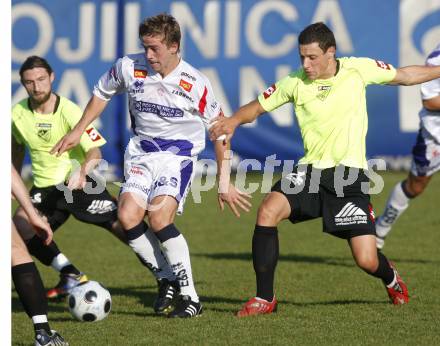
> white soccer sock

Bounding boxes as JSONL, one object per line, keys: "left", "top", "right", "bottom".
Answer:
{"left": 32, "top": 315, "right": 48, "bottom": 324}
{"left": 376, "top": 182, "right": 410, "bottom": 238}
{"left": 161, "top": 234, "right": 199, "bottom": 302}
{"left": 51, "top": 254, "right": 71, "bottom": 272}
{"left": 128, "top": 228, "right": 176, "bottom": 281}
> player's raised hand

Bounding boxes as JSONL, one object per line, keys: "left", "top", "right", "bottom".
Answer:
{"left": 209, "top": 116, "right": 239, "bottom": 144}
{"left": 28, "top": 213, "right": 53, "bottom": 245}
{"left": 218, "top": 183, "right": 252, "bottom": 217}
{"left": 51, "top": 128, "right": 82, "bottom": 156}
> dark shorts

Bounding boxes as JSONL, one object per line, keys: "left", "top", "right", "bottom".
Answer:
{"left": 271, "top": 165, "right": 376, "bottom": 239}
{"left": 29, "top": 178, "right": 118, "bottom": 231}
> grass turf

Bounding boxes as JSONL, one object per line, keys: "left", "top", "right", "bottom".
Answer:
{"left": 11, "top": 172, "right": 440, "bottom": 345}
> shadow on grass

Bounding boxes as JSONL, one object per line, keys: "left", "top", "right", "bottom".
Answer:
{"left": 193, "top": 252, "right": 439, "bottom": 266}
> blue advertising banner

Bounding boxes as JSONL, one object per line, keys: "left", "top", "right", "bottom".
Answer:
{"left": 12, "top": 0, "right": 440, "bottom": 177}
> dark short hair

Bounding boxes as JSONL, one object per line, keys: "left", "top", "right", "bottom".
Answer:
{"left": 298, "top": 22, "right": 336, "bottom": 52}
{"left": 19, "top": 56, "right": 53, "bottom": 79}
{"left": 138, "top": 13, "right": 181, "bottom": 49}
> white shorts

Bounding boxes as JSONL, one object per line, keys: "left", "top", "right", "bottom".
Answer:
{"left": 410, "top": 126, "right": 440, "bottom": 177}
{"left": 121, "top": 149, "right": 195, "bottom": 215}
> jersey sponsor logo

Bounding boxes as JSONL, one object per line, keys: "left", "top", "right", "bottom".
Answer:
{"left": 334, "top": 202, "right": 368, "bottom": 226}
{"left": 263, "top": 84, "right": 276, "bottom": 99}
{"left": 181, "top": 71, "right": 197, "bottom": 81}
{"left": 134, "top": 69, "right": 147, "bottom": 78}
{"left": 86, "top": 200, "right": 117, "bottom": 214}
{"left": 179, "top": 79, "right": 193, "bottom": 92}
{"left": 129, "top": 166, "right": 144, "bottom": 176}
{"left": 172, "top": 89, "right": 194, "bottom": 102}
{"left": 86, "top": 127, "right": 102, "bottom": 142}
{"left": 375, "top": 60, "right": 391, "bottom": 70}
{"left": 134, "top": 101, "right": 184, "bottom": 118}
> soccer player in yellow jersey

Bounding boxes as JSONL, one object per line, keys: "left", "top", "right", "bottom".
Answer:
{"left": 209, "top": 22, "right": 440, "bottom": 316}
{"left": 12, "top": 56, "right": 177, "bottom": 308}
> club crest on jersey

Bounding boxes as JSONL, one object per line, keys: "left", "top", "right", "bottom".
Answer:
{"left": 36, "top": 123, "right": 51, "bottom": 141}
{"left": 375, "top": 60, "right": 391, "bottom": 70}
{"left": 317, "top": 85, "right": 331, "bottom": 101}
{"left": 134, "top": 69, "right": 147, "bottom": 78}
{"left": 263, "top": 84, "right": 276, "bottom": 99}
{"left": 179, "top": 79, "right": 193, "bottom": 92}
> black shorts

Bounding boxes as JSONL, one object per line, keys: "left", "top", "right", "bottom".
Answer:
{"left": 271, "top": 165, "right": 376, "bottom": 239}
{"left": 29, "top": 178, "right": 118, "bottom": 231}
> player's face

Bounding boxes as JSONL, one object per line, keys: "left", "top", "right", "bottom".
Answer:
{"left": 21, "top": 67, "right": 54, "bottom": 105}
{"left": 299, "top": 42, "right": 336, "bottom": 80}
{"left": 142, "top": 34, "right": 179, "bottom": 77}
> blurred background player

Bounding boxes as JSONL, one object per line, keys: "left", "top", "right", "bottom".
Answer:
{"left": 52, "top": 13, "right": 251, "bottom": 318}
{"left": 210, "top": 23, "right": 440, "bottom": 316}
{"left": 12, "top": 56, "right": 177, "bottom": 312}
{"left": 376, "top": 43, "right": 440, "bottom": 249}
{"left": 12, "top": 165, "right": 68, "bottom": 346}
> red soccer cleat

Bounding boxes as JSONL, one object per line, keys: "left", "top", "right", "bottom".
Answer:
{"left": 386, "top": 262, "right": 409, "bottom": 305}
{"left": 236, "top": 297, "right": 277, "bottom": 317}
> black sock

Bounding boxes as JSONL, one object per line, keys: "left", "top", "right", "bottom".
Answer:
{"left": 26, "top": 236, "right": 60, "bottom": 266}
{"left": 252, "top": 225, "right": 279, "bottom": 301}
{"left": 60, "top": 264, "right": 81, "bottom": 276}
{"left": 371, "top": 251, "right": 395, "bottom": 285}
{"left": 12, "top": 262, "right": 51, "bottom": 333}
{"left": 27, "top": 235, "right": 80, "bottom": 275}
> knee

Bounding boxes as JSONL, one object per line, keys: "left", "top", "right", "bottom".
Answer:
{"left": 406, "top": 178, "right": 429, "bottom": 197}
{"left": 354, "top": 253, "right": 379, "bottom": 274}
{"left": 148, "top": 213, "right": 173, "bottom": 232}
{"left": 118, "top": 206, "right": 143, "bottom": 230}
{"left": 257, "top": 203, "right": 281, "bottom": 226}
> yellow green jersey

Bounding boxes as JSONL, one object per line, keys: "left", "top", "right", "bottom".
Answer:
{"left": 258, "top": 57, "right": 397, "bottom": 169}
{"left": 12, "top": 94, "right": 106, "bottom": 187}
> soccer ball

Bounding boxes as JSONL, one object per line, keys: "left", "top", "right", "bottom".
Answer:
{"left": 67, "top": 280, "right": 112, "bottom": 322}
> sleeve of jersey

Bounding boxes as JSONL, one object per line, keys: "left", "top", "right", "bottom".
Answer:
{"left": 64, "top": 101, "right": 107, "bottom": 151}
{"left": 258, "top": 75, "right": 295, "bottom": 112}
{"left": 11, "top": 121, "right": 23, "bottom": 145}
{"left": 93, "top": 58, "right": 126, "bottom": 101}
{"left": 421, "top": 57, "right": 440, "bottom": 100}
{"left": 197, "top": 76, "right": 225, "bottom": 130}
{"left": 354, "top": 57, "right": 397, "bottom": 85}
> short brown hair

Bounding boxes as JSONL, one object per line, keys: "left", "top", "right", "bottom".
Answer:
{"left": 298, "top": 22, "right": 336, "bottom": 52}
{"left": 19, "top": 56, "right": 53, "bottom": 79}
{"left": 139, "top": 13, "right": 181, "bottom": 50}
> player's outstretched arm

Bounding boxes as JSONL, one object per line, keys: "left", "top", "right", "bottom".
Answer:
{"left": 51, "top": 95, "right": 108, "bottom": 156}
{"left": 214, "top": 140, "right": 251, "bottom": 218}
{"left": 11, "top": 166, "right": 53, "bottom": 245}
{"left": 209, "top": 99, "right": 266, "bottom": 143}
{"left": 389, "top": 65, "right": 440, "bottom": 86}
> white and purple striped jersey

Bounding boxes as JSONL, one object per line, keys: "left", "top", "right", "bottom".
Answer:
{"left": 419, "top": 44, "right": 440, "bottom": 141}
{"left": 94, "top": 53, "right": 223, "bottom": 157}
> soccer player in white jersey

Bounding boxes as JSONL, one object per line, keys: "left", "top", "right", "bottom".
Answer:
{"left": 52, "top": 13, "right": 250, "bottom": 318}
{"left": 376, "top": 44, "right": 440, "bottom": 249}
{"left": 210, "top": 23, "right": 440, "bottom": 316}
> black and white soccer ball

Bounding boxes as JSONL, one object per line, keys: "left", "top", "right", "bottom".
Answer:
{"left": 67, "top": 280, "right": 112, "bottom": 322}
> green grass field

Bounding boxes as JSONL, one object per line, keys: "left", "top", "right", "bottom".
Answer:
{"left": 12, "top": 172, "right": 440, "bottom": 345}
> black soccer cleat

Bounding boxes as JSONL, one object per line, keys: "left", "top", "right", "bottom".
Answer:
{"left": 35, "top": 329, "right": 68, "bottom": 346}
{"left": 167, "top": 295, "right": 203, "bottom": 318}
{"left": 153, "top": 278, "right": 180, "bottom": 315}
